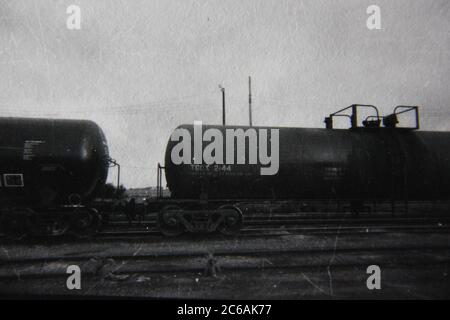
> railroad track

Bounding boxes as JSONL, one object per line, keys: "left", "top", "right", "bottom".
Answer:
{"left": 0, "top": 243, "right": 449, "bottom": 281}
{"left": 97, "top": 215, "right": 450, "bottom": 238}
{"left": 97, "top": 225, "right": 450, "bottom": 240}
{"left": 1, "top": 229, "right": 448, "bottom": 298}
{"left": 1, "top": 213, "right": 449, "bottom": 240}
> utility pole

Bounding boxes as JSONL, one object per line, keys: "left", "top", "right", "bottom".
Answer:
{"left": 248, "top": 76, "right": 252, "bottom": 126}
{"left": 219, "top": 85, "right": 225, "bottom": 125}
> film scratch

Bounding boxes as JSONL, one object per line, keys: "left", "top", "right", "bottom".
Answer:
{"left": 0, "top": 0, "right": 449, "bottom": 304}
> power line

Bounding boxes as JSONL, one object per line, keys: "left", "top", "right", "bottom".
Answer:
{"left": 0, "top": 91, "right": 218, "bottom": 116}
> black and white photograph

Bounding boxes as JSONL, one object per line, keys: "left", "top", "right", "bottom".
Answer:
{"left": 0, "top": 0, "right": 449, "bottom": 305}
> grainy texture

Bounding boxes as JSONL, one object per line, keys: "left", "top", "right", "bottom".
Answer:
{"left": 1, "top": 0, "right": 448, "bottom": 187}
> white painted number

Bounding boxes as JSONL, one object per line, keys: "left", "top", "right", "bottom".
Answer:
{"left": 66, "top": 265, "right": 81, "bottom": 290}
{"left": 66, "top": 5, "right": 81, "bottom": 30}
{"left": 366, "top": 265, "right": 381, "bottom": 290}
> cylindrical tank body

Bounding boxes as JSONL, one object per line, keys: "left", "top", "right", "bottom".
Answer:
{"left": 165, "top": 124, "right": 450, "bottom": 201}
{"left": 0, "top": 117, "right": 109, "bottom": 206}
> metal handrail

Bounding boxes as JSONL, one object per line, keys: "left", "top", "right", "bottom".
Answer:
{"left": 325, "top": 104, "right": 420, "bottom": 130}
{"left": 325, "top": 104, "right": 381, "bottom": 129}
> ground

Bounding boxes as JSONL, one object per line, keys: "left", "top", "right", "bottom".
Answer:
{"left": 0, "top": 231, "right": 449, "bottom": 299}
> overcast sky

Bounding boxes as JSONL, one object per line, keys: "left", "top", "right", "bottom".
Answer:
{"left": 1, "top": 0, "right": 449, "bottom": 187}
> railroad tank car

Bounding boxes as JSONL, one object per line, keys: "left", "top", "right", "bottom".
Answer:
{"left": 164, "top": 110, "right": 450, "bottom": 203}
{"left": 0, "top": 117, "right": 109, "bottom": 207}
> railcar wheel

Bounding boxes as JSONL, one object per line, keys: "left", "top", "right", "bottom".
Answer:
{"left": 157, "top": 205, "right": 184, "bottom": 236}
{"left": 69, "top": 208, "right": 100, "bottom": 239}
{"left": 217, "top": 205, "right": 243, "bottom": 235}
